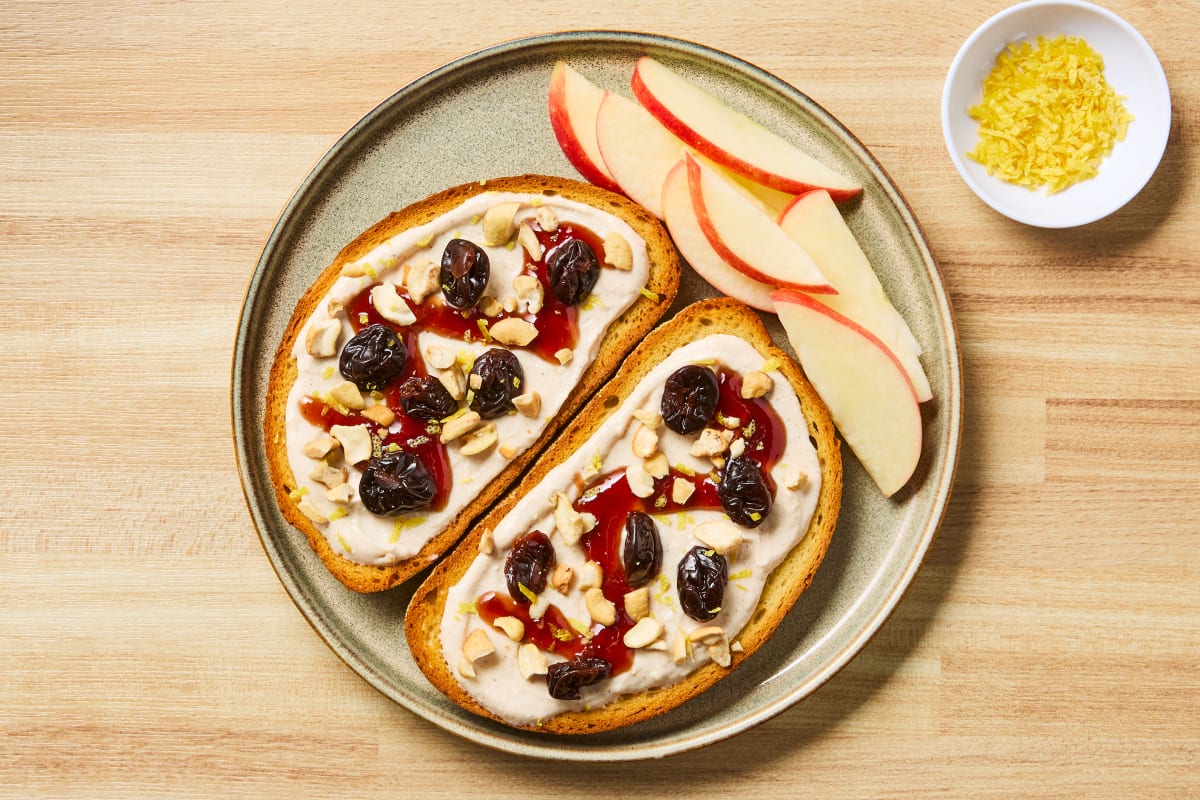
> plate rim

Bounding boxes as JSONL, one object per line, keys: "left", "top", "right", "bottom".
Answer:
{"left": 231, "top": 29, "right": 962, "bottom": 762}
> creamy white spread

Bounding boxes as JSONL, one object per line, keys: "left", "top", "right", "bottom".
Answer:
{"left": 285, "top": 191, "right": 650, "bottom": 566}
{"left": 439, "top": 335, "right": 822, "bottom": 726}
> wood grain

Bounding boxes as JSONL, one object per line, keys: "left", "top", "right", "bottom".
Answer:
{"left": 1, "top": 1, "right": 1196, "bottom": 797}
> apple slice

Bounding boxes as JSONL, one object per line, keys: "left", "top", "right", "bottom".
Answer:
{"left": 548, "top": 62, "right": 622, "bottom": 194}
{"left": 661, "top": 160, "right": 776, "bottom": 311}
{"left": 772, "top": 289, "right": 922, "bottom": 497}
{"left": 632, "top": 57, "right": 861, "bottom": 201}
{"left": 686, "top": 153, "right": 835, "bottom": 294}
{"left": 778, "top": 190, "right": 932, "bottom": 402}
{"left": 595, "top": 91, "right": 686, "bottom": 218}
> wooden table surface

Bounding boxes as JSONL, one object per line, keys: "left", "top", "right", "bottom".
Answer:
{"left": 3, "top": 1, "right": 1196, "bottom": 797}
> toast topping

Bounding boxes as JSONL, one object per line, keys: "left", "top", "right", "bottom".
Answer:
{"left": 438, "top": 335, "right": 824, "bottom": 725}
{"left": 284, "top": 190, "right": 651, "bottom": 567}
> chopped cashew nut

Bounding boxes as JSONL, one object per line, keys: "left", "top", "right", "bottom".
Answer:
{"left": 478, "top": 296, "right": 503, "bottom": 318}
{"left": 425, "top": 345, "right": 455, "bottom": 370}
{"left": 578, "top": 561, "right": 604, "bottom": 591}
{"left": 671, "top": 631, "right": 689, "bottom": 665}
{"left": 501, "top": 295, "right": 517, "bottom": 313}
{"left": 329, "top": 380, "right": 365, "bottom": 411}
{"left": 708, "top": 638, "right": 733, "bottom": 668}
{"left": 297, "top": 498, "right": 327, "bottom": 524}
{"left": 785, "top": 469, "right": 809, "bottom": 490}
{"left": 493, "top": 616, "right": 525, "bottom": 642}
{"left": 740, "top": 370, "right": 774, "bottom": 399}
{"left": 458, "top": 422, "right": 498, "bottom": 455}
{"left": 552, "top": 492, "right": 585, "bottom": 545}
{"left": 550, "top": 563, "right": 574, "bottom": 594}
{"left": 462, "top": 628, "right": 495, "bottom": 662}
{"left": 457, "top": 657, "right": 477, "bottom": 679}
{"left": 603, "top": 232, "right": 633, "bottom": 270}
{"left": 624, "top": 587, "right": 650, "bottom": 621}
{"left": 512, "top": 391, "right": 541, "bottom": 418}
{"left": 671, "top": 477, "right": 696, "bottom": 504}
{"left": 330, "top": 424, "right": 372, "bottom": 465}
{"left": 512, "top": 274, "right": 544, "bottom": 314}
{"left": 478, "top": 529, "right": 495, "bottom": 555}
{"left": 585, "top": 588, "right": 617, "bottom": 626}
{"left": 554, "top": 348, "right": 573, "bottom": 365}
{"left": 631, "top": 424, "right": 659, "bottom": 459}
{"left": 625, "top": 462, "right": 655, "bottom": 498}
{"left": 361, "top": 403, "right": 395, "bottom": 426}
{"left": 687, "top": 626, "right": 726, "bottom": 644}
{"left": 694, "top": 520, "right": 744, "bottom": 555}
{"left": 302, "top": 435, "right": 340, "bottom": 460}
{"left": 404, "top": 259, "right": 440, "bottom": 304}
{"left": 535, "top": 206, "right": 558, "bottom": 232}
{"left": 729, "top": 438, "right": 746, "bottom": 458}
{"left": 304, "top": 319, "right": 341, "bottom": 357}
{"left": 632, "top": 407, "right": 663, "bottom": 429}
{"left": 623, "top": 617, "right": 664, "bottom": 648}
{"left": 517, "top": 223, "right": 543, "bottom": 260}
{"left": 309, "top": 462, "right": 347, "bottom": 489}
{"left": 468, "top": 373, "right": 483, "bottom": 391}
{"left": 690, "top": 426, "right": 733, "bottom": 458}
{"left": 489, "top": 317, "right": 538, "bottom": 346}
{"left": 580, "top": 512, "right": 597, "bottom": 533}
{"left": 481, "top": 201, "right": 521, "bottom": 246}
{"left": 644, "top": 451, "right": 670, "bottom": 480}
{"left": 340, "top": 263, "right": 367, "bottom": 278}
{"left": 437, "top": 367, "right": 466, "bottom": 401}
{"left": 325, "top": 483, "right": 353, "bottom": 504}
{"left": 517, "top": 643, "right": 548, "bottom": 679}
{"left": 370, "top": 283, "right": 417, "bottom": 326}
{"left": 499, "top": 443, "right": 517, "bottom": 459}
{"left": 439, "top": 410, "right": 482, "bottom": 443}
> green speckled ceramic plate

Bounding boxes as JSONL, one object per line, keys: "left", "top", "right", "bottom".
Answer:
{"left": 232, "top": 31, "right": 960, "bottom": 761}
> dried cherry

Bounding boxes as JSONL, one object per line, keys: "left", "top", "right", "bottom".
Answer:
{"left": 677, "top": 546, "right": 727, "bottom": 622}
{"left": 395, "top": 375, "right": 457, "bottom": 422}
{"left": 339, "top": 323, "right": 407, "bottom": 391}
{"left": 358, "top": 451, "right": 436, "bottom": 516}
{"left": 546, "top": 238, "right": 600, "bottom": 305}
{"left": 546, "top": 657, "right": 612, "bottom": 700}
{"left": 469, "top": 348, "right": 524, "bottom": 419}
{"left": 718, "top": 455, "right": 772, "bottom": 528}
{"left": 440, "top": 238, "right": 489, "bottom": 309}
{"left": 660, "top": 364, "right": 719, "bottom": 435}
{"left": 504, "top": 531, "right": 556, "bottom": 603}
{"left": 622, "top": 511, "right": 662, "bottom": 588}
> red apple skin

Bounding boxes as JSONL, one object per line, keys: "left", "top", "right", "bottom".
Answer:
{"left": 771, "top": 288, "right": 920, "bottom": 406}
{"left": 632, "top": 61, "right": 862, "bottom": 202}
{"left": 771, "top": 288, "right": 922, "bottom": 497}
{"left": 686, "top": 154, "right": 837, "bottom": 295}
{"left": 548, "top": 63, "right": 623, "bottom": 194}
{"left": 660, "top": 160, "right": 776, "bottom": 312}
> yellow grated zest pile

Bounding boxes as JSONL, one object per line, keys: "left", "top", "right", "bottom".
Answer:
{"left": 967, "top": 35, "right": 1133, "bottom": 193}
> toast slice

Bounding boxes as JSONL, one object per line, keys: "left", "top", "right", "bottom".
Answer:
{"left": 405, "top": 298, "right": 842, "bottom": 733}
{"left": 265, "top": 175, "right": 680, "bottom": 592}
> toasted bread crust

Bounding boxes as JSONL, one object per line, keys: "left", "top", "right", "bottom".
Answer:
{"left": 264, "top": 176, "right": 680, "bottom": 593}
{"left": 405, "top": 298, "right": 842, "bottom": 733}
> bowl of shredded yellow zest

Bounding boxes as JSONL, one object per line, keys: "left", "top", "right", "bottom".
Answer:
{"left": 942, "top": 0, "right": 1170, "bottom": 227}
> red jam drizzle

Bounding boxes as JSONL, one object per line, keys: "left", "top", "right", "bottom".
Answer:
{"left": 298, "top": 330, "right": 452, "bottom": 511}
{"left": 344, "top": 218, "right": 607, "bottom": 362}
{"left": 474, "top": 365, "right": 784, "bottom": 680}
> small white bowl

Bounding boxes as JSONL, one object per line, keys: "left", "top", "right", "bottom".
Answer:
{"left": 941, "top": 0, "right": 1171, "bottom": 228}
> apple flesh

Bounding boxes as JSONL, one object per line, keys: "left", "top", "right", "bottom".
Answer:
{"left": 594, "top": 91, "right": 686, "bottom": 218}
{"left": 660, "top": 160, "right": 776, "bottom": 311}
{"left": 548, "top": 62, "right": 622, "bottom": 194}
{"left": 772, "top": 289, "right": 922, "bottom": 497}
{"left": 687, "top": 153, "right": 836, "bottom": 294}
{"left": 778, "top": 190, "right": 932, "bottom": 402}
{"left": 632, "top": 56, "right": 861, "bottom": 201}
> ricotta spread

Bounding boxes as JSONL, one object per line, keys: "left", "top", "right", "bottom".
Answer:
{"left": 285, "top": 191, "right": 650, "bottom": 566}
{"left": 439, "top": 335, "right": 822, "bottom": 726}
